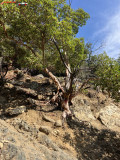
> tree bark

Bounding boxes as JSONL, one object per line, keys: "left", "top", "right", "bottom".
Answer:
{"left": 44, "top": 68, "right": 64, "bottom": 93}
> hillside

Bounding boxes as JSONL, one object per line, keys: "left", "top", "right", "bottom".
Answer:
{"left": 0, "top": 69, "right": 120, "bottom": 160}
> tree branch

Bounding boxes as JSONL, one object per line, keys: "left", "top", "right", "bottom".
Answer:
{"left": 44, "top": 68, "right": 65, "bottom": 93}
{"left": 0, "top": 20, "right": 37, "bottom": 56}
{"left": 52, "top": 38, "right": 72, "bottom": 74}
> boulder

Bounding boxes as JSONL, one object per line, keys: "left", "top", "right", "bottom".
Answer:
{"left": 98, "top": 104, "right": 120, "bottom": 129}
{"left": 72, "top": 96, "right": 96, "bottom": 121}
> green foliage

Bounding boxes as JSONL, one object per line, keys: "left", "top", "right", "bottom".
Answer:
{"left": 90, "top": 52, "right": 120, "bottom": 101}
{"left": 117, "top": 55, "right": 120, "bottom": 70}
{"left": 0, "top": 0, "right": 90, "bottom": 71}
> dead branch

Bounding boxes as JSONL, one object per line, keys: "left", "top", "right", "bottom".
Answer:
{"left": 72, "top": 77, "right": 98, "bottom": 98}
{"left": 44, "top": 68, "right": 64, "bottom": 93}
{"left": 52, "top": 38, "right": 72, "bottom": 74}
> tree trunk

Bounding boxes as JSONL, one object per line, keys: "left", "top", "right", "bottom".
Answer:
{"left": 0, "top": 57, "right": 3, "bottom": 78}
{"left": 61, "top": 98, "right": 72, "bottom": 121}
{"left": 42, "top": 39, "right": 45, "bottom": 67}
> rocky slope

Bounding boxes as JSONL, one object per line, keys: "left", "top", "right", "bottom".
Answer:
{"left": 0, "top": 69, "right": 120, "bottom": 160}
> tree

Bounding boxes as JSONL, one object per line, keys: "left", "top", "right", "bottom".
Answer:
{"left": 117, "top": 54, "right": 120, "bottom": 70}
{"left": 90, "top": 52, "right": 120, "bottom": 101}
{"left": 0, "top": 0, "right": 90, "bottom": 121}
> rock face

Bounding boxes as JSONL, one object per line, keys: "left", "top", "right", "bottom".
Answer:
{"left": 72, "top": 96, "right": 96, "bottom": 122}
{"left": 98, "top": 104, "right": 120, "bottom": 130}
{"left": 0, "top": 119, "right": 77, "bottom": 160}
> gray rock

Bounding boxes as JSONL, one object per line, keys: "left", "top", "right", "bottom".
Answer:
{"left": 5, "top": 106, "right": 26, "bottom": 116}
{"left": 27, "top": 98, "right": 41, "bottom": 108}
{"left": 1, "top": 143, "right": 26, "bottom": 160}
{"left": 98, "top": 104, "right": 120, "bottom": 129}
{"left": 34, "top": 74, "right": 44, "bottom": 79}
{"left": 54, "top": 120, "right": 63, "bottom": 127}
{"left": 42, "top": 115, "right": 55, "bottom": 123}
{"left": 0, "top": 119, "right": 77, "bottom": 160}
{"left": 37, "top": 133, "right": 59, "bottom": 151}
{"left": 39, "top": 126, "right": 52, "bottom": 135}
{"left": 72, "top": 96, "right": 96, "bottom": 121}
{"left": 15, "top": 86, "right": 38, "bottom": 98}
{"left": 12, "top": 118, "right": 39, "bottom": 135}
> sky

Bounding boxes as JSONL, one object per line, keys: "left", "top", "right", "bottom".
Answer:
{"left": 68, "top": 0, "right": 120, "bottom": 59}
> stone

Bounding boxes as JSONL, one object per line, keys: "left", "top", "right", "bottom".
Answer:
{"left": 74, "top": 107, "right": 96, "bottom": 121}
{"left": 39, "top": 126, "right": 52, "bottom": 135}
{"left": 4, "top": 83, "right": 14, "bottom": 89}
{"left": 0, "top": 119, "right": 77, "bottom": 160}
{"left": 1, "top": 143, "right": 26, "bottom": 160}
{"left": 0, "top": 142, "right": 3, "bottom": 148}
{"left": 54, "top": 120, "right": 62, "bottom": 127}
{"left": 34, "top": 74, "right": 44, "bottom": 79}
{"left": 13, "top": 118, "right": 30, "bottom": 131}
{"left": 37, "top": 133, "right": 59, "bottom": 151}
{"left": 98, "top": 104, "right": 120, "bottom": 129}
{"left": 15, "top": 86, "right": 38, "bottom": 98}
{"left": 38, "top": 95, "right": 43, "bottom": 100}
{"left": 42, "top": 115, "right": 55, "bottom": 123}
{"left": 27, "top": 98, "right": 42, "bottom": 110}
{"left": 14, "top": 69, "right": 24, "bottom": 79}
{"left": 25, "top": 77, "right": 31, "bottom": 83}
{"left": 6, "top": 106, "right": 26, "bottom": 116}
{"left": 72, "top": 98, "right": 96, "bottom": 121}
{"left": 52, "top": 130, "right": 60, "bottom": 136}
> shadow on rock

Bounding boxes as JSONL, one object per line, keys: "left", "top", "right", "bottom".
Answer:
{"left": 65, "top": 118, "right": 120, "bottom": 160}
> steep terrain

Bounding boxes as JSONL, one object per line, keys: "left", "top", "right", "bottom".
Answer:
{"left": 0, "top": 69, "right": 120, "bottom": 160}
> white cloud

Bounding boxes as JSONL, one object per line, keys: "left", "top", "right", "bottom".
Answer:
{"left": 93, "top": 8, "right": 120, "bottom": 59}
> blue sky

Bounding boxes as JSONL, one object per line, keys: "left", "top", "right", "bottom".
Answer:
{"left": 68, "top": 0, "right": 120, "bottom": 59}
